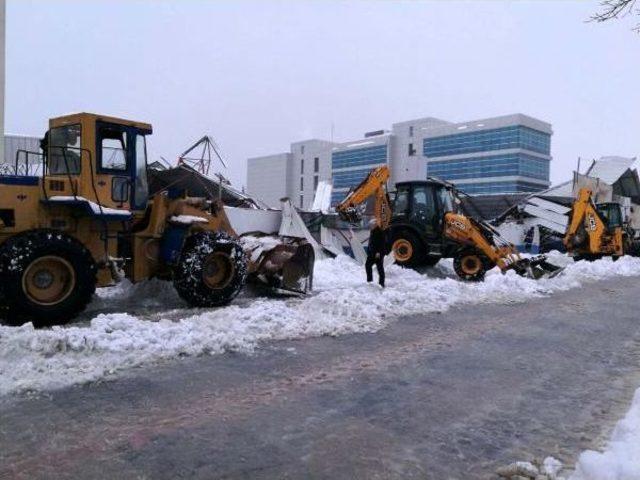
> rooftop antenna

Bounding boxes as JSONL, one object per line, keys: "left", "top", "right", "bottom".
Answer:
{"left": 177, "top": 135, "right": 229, "bottom": 202}
{"left": 177, "top": 135, "right": 228, "bottom": 177}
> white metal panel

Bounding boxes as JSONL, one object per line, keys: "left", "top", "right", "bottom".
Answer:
{"left": 586, "top": 156, "right": 636, "bottom": 185}
{"left": 223, "top": 206, "right": 281, "bottom": 235}
{"left": 522, "top": 205, "right": 567, "bottom": 232}
{"left": 527, "top": 196, "right": 570, "bottom": 214}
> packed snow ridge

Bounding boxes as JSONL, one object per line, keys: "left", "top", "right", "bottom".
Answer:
{"left": 569, "top": 386, "right": 640, "bottom": 480}
{"left": 2, "top": 253, "right": 640, "bottom": 396}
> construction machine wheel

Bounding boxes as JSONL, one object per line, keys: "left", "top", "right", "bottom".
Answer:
{"left": 0, "top": 230, "right": 97, "bottom": 327}
{"left": 390, "top": 231, "right": 425, "bottom": 267}
{"left": 173, "top": 231, "right": 247, "bottom": 308}
{"left": 453, "top": 249, "right": 490, "bottom": 282}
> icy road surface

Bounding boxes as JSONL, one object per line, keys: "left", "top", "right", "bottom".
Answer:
{"left": 2, "top": 253, "right": 640, "bottom": 396}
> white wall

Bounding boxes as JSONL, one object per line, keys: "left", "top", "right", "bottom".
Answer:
{"left": 246, "top": 152, "right": 290, "bottom": 208}
{"left": 290, "top": 139, "right": 336, "bottom": 209}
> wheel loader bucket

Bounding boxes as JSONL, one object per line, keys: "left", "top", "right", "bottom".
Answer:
{"left": 513, "top": 255, "right": 564, "bottom": 280}
{"left": 242, "top": 236, "right": 315, "bottom": 294}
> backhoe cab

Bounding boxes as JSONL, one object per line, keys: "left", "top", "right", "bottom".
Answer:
{"left": 336, "top": 166, "right": 561, "bottom": 281}
{"left": 563, "top": 187, "right": 638, "bottom": 261}
{"left": 0, "top": 113, "right": 313, "bottom": 326}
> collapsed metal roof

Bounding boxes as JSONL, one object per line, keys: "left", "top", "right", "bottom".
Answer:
{"left": 148, "top": 164, "right": 265, "bottom": 209}
{"left": 460, "top": 194, "right": 529, "bottom": 221}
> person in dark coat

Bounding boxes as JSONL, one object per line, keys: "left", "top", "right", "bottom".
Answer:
{"left": 365, "top": 218, "right": 386, "bottom": 287}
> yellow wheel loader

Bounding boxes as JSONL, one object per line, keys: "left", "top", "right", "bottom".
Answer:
{"left": 336, "top": 166, "right": 561, "bottom": 281}
{"left": 563, "top": 187, "right": 639, "bottom": 261}
{"left": 0, "top": 113, "right": 313, "bottom": 327}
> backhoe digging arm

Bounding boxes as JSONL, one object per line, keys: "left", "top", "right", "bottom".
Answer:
{"left": 335, "top": 166, "right": 392, "bottom": 229}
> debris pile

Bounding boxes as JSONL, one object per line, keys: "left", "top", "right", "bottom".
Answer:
{"left": 496, "top": 457, "right": 564, "bottom": 480}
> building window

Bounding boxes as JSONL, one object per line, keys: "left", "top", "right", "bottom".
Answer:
{"left": 300, "top": 159, "right": 304, "bottom": 174}
{"left": 301, "top": 145, "right": 305, "bottom": 154}
{"left": 300, "top": 195, "right": 304, "bottom": 208}
{"left": 300, "top": 177, "right": 304, "bottom": 191}
{"left": 314, "top": 175, "right": 319, "bottom": 190}
{"left": 408, "top": 143, "right": 416, "bottom": 157}
{"left": 423, "top": 125, "right": 551, "bottom": 158}
{"left": 409, "top": 126, "right": 414, "bottom": 137}
{"left": 314, "top": 157, "right": 319, "bottom": 173}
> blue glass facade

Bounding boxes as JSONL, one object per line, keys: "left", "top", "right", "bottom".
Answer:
{"left": 424, "top": 126, "right": 550, "bottom": 157}
{"left": 428, "top": 153, "right": 549, "bottom": 182}
{"left": 331, "top": 143, "right": 388, "bottom": 205}
{"left": 457, "top": 181, "right": 546, "bottom": 195}
{"left": 423, "top": 124, "right": 551, "bottom": 195}
{"left": 332, "top": 145, "right": 387, "bottom": 169}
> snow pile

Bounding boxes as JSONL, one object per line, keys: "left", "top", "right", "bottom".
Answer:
{"left": 1, "top": 254, "right": 640, "bottom": 395}
{"left": 496, "top": 457, "right": 565, "bottom": 479}
{"left": 169, "top": 215, "right": 209, "bottom": 225}
{"left": 570, "top": 387, "right": 640, "bottom": 480}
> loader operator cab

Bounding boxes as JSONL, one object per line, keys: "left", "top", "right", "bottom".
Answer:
{"left": 391, "top": 180, "right": 458, "bottom": 237}
{"left": 596, "top": 202, "right": 624, "bottom": 232}
{"left": 389, "top": 179, "right": 459, "bottom": 266}
{"left": 41, "top": 113, "right": 152, "bottom": 214}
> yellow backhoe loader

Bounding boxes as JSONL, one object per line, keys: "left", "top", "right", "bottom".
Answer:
{"left": 0, "top": 113, "right": 313, "bottom": 326}
{"left": 563, "top": 187, "right": 639, "bottom": 261}
{"left": 336, "top": 166, "right": 561, "bottom": 281}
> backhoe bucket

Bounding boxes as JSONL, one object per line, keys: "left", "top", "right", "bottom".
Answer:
{"left": 242, "top": 236, "right": 315, "bottom": 294}
{"left": 513, "top": 255, "right": 563, "bottom": 280}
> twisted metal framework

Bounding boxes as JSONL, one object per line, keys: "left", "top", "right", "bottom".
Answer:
{"left": 177, "top": 135, "right": 227, "bottom": 177}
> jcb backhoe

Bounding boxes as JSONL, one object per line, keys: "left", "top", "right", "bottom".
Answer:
{"left": 336, "top": 166, "right": 561, "bottom": 281}
{"left": 0, "top": 113, "right": 313, "bottom": 326}
{"left": 563, "top": 187, "right": 639, "bottom": 260}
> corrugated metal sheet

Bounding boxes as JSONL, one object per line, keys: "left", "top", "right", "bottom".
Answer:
{"left": 586, "top": 156, "right": 636, "bottom": 185}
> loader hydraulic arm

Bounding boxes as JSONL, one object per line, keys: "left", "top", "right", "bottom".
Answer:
{"left": 563, "top": 187, "right": 596, "bottom": 249}
{"left": 335, "top": 166, "right": 392, "bottom": 229}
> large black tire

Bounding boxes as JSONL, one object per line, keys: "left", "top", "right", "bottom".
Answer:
{"left": 453, "top": 249, "right": 490, "bottom": 282}
{"left": 390, "top": 230, "right": 425, "bottom": 268}
{"left": 0, "top": 230, "right": 97, "bottom": 327}
{"left": 173, "top": 231, "right": 247, "bottom": 308}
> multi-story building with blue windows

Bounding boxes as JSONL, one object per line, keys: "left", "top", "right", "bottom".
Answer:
{"left": 330, "top": 137, "right": 390, "bottom": 206}
{"left": 246, "top": 113, "right": 552, "bottom": 209}
{"left": 423, "top": 115, "right": 552, "bottom": 194}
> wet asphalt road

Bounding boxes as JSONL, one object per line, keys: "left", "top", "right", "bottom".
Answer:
{"left": 2, "top": 276, "right": 640, "bottom": 480}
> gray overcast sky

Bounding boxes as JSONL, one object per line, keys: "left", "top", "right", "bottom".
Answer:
{"left": 5, "top": 0, "right": 640, "bottom": 187}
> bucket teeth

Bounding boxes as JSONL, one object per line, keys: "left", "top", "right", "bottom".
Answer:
{"left": 244, "top": 238, "right": 315, "bottom": 295}
{"left": 514, "top": 255, "right": 564, "bottom": 279}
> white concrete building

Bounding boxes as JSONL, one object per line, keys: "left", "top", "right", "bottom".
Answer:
{"left": 247, "top": 139, "right": 337, "bottom": 209}
{"left": 247, "top": 113, "right": 553, "bottom": 208}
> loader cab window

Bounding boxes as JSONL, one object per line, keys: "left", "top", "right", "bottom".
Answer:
{"left": 99, "top": 127, "right": 127, "bottom": 171}
{"left": 393, "top": 187, "right": 409, "bottom": 215}
{"left": 410, "top": 185, "right": 437, "bottom": 228}
{"left": 438, "top": 187, "right": 456, "bottom": 213}
{"left": 48, "top": 124, "right": 82, "bottom": 175}
{"left": 597, "top": 203, "right": 623, "bottom": 230}
{"left": 134, "top": 134, "right": 149, "bottom": 209}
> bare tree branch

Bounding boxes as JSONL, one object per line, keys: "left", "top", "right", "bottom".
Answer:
{"left": 590, "top": 0, "right": 639, "bottom": 31}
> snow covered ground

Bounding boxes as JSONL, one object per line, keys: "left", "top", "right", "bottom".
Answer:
{"left": 569, "top": 387, "right": 640, "bottom": 480}
{"left": 1, "top": 253, "right": 640, "bottom": 396}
